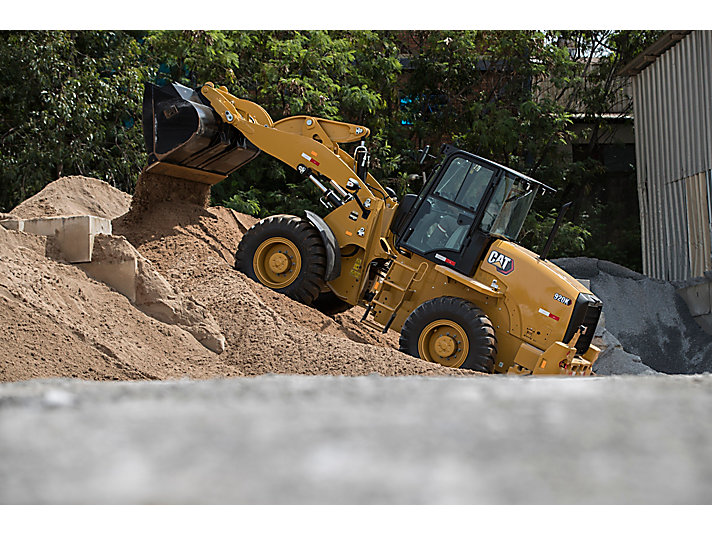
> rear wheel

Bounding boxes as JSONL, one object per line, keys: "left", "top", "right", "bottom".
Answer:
{"left": 399, "top": 296, "right": 497, "bottom": 372}
{"left": 235, "top": 215, "right": 326, "bottom": 305}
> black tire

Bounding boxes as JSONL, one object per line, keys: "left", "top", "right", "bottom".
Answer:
{"left": 313, "top": 290, "right": 354, "bottom": 316}
{"left": 235, "top": 215, "right": 326, "bottom": 305}
{"left": 399, "top": 296, "right": 497, "bottom": 373}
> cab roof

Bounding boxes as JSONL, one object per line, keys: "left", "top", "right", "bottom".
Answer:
{"left": 441, "top": 144, "right": 557, "bottom": 193}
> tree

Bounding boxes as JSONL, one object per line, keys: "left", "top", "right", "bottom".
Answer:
{"left": 0, "top": 31, "right": 148, "bottom": 211}
{"left": 394, "top": 30, "right": 663, "bottom": 269}
{"left": 0, "top": 30, "right": 663, "bottom": 271}
{"left": 146, "top": 30, "right": 403, "bottom": 218}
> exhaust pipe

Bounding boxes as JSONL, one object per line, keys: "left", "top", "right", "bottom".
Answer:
{"left": 539, "top": 202, "right": 573, "bottom": 261}
{"left": 142, "top": 82, "right": 261, "bottom": 178}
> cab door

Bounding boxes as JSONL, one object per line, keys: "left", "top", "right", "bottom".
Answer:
{"left": 396, "top": 153, "right": 500, "bottom": 276}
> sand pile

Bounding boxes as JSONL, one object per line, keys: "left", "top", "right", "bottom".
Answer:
{"left": 1, "top": 173, "right": 468, "bottom": 381}
{"left": 114, "top": 179, "right": 463, "bottom": 376}
{"left": 0, "top": 224, "right": 230, "bottom": 382}
{"left": 9, "top": 172, "right": 702, "bottom": 379}
{"left": 9, "top": 176, "right": 132, "bottom": 220}
{"left": 83, "top": 234, "right": 227, "bottom": 353}
{"left": 556, "top": 258, "right": 712, "bottom": 374}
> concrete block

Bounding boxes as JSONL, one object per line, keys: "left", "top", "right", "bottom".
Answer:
{"left": 0, "top": 219, "right": 24, "bottom": 231}
{"left": 82, "top": 257, "right": 138, "bottom": 302}
{"left": 79, "top": 234, "right": 225, "bottom": 354}
{"left": 21, "top": 216, "right": 111, "bottom": 263}
{"left": 676, "top": 281, "right": 712, "bottom": 317}
{"left": 80, "top": 234, "right": 138, "bottom": 302}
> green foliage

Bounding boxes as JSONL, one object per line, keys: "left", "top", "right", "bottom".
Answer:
{"left": 223, "top": 189, "right": 261, "bottom": 217}
{"left": 145, "top": 30, "right": 403, "bottom": 217}
{"left": 0, "top": 30, "right": 663, "bottom": 271}
{"left": 0, "top": 31, "right": 148, "bottom": 211}
{"left": 395, "top": 30, "right": 661, "bottom": 269}
{"left": 519, "top": 209, "right": 592, "bottom": 258}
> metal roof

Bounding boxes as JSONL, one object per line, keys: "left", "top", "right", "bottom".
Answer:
{"left": 620, "top": 31, "right": 692, "bottom": 76}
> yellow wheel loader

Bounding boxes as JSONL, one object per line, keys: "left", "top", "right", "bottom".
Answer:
{"left": 143, "top": 81, "right": 602, "bottom": 375}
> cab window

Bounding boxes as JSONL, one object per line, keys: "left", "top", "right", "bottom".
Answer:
{"left": 401, "top": 157, "right": 496, "bottom": 256}
{"left": 480, "top": 172, "right": 539, "bottom": 240}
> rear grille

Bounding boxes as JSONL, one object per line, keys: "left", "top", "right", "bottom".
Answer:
{"left": 563, "top": 293, "right": 603, "bottom": 355}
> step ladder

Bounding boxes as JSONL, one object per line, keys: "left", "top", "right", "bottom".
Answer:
{"left": 361, "top": 260, "right": 427, "bottom": 333}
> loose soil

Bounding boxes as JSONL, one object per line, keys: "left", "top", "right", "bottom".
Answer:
{"left": 1, "top": 174, "right": 472, "bottom": 381}
{"left": 0, "top": 224, "right": 229, "bottom": 381}
{"left": 9, "top": 175, "right": 132, "bottom": 220}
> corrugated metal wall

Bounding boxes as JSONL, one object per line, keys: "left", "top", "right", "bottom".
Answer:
{"left": 686, "top": 171, "right": 712, "bottom": 276}
{"left": 634, "top": 30, "right": 712, "bottom": 280}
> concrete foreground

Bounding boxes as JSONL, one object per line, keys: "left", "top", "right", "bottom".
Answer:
{"left": 1, "top": 374, "right": 711, "bottom": 504}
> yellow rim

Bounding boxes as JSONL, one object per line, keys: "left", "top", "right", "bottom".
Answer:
{"left": 417, "top": 319, "right": 469, "bottom": 367}
{"left": 253, "top": 237, "right": 302, "bottom": 289}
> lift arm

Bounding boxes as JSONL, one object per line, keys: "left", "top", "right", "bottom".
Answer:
{"left": 199, "top": 82, "right": 389, "bottom": 202}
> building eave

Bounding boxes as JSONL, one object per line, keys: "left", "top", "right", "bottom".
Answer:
{"left": 619, "top": 31, "right": 692, "bottom": 77}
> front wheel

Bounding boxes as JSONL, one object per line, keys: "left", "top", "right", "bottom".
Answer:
{"left": 399, "top": 296, "right": 497, "bottom": 372}
{"left": 235, "top": 215, "right": 326, "bottom": 305}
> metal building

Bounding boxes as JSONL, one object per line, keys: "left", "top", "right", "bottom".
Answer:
{"left": 622, "top": 31, "right": 712, "bottom": 281}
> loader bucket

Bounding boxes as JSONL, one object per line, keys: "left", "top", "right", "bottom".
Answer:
{"left": 142, "top": 82, "right": 260, "bottom": 179}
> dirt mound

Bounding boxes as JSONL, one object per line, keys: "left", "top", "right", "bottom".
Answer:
{"left": 0, "top": 224, "right": 233, "bottom": 382}
{"left": 10, "top": 176, "right": 132, "bottom": 220}
{"left": 1, "top": 174, "right": 470, "bottom": 381}
{"left": 84, "top": 234, "right": 227, "bottom": 353}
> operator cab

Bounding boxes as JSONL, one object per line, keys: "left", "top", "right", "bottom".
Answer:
{"left": 393, "top": 146, "right": 554, "bottom": 278}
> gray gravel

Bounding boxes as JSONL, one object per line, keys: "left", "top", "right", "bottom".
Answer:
{"left": 556, "top": 257, "right": 712, "bottom": 374}
{"left": 2, "top": 375, "right": 712, "bottom": 504}
{"left": 593, "top": 329, "right": 660, "bottom": 376}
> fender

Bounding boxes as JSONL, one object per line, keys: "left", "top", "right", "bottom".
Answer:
{"left": 304, "top": 210, "right": 341, "bottom": 281}
{"left": 433, "top": 264, "right": 504, "bottom": 299}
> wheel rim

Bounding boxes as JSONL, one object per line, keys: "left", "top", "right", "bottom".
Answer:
{"left": 253, "top": 237, "right": 302, "bottom": 289}
{"left": 417, "top": 319, "right": 469, "bottom": 367}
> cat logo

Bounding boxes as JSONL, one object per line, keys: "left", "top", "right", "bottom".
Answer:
{"left": 487, "top": 250, "right": 515, "bottom": 275}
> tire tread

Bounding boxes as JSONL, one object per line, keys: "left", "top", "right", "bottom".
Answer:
{"left": 235, "top": 214, "right": 326, "bottom": 305}
{"left": 399, "top": 296, "right": 497, "bottom": 373}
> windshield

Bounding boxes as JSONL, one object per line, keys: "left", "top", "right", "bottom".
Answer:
{"left": 433, "top": 157, "right": 495, "bottom": 210}
{"left": 400, "top": 156, "right": 495, "bottom": 256}
{"left": 480, "top": 173, "right": 539, "bottom": 240}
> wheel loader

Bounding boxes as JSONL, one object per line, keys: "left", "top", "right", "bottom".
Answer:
{"left": 142, "top": 81, "right": 602, "bottom": 375}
